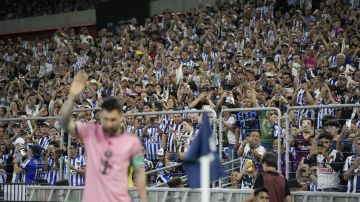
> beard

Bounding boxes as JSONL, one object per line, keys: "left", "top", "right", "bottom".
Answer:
{"left": 102, "top": 127, "right": 119, "bottom": 136}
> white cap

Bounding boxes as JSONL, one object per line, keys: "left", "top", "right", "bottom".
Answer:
{"left": 14, "top": 137, "right": 25, "bottom": 145}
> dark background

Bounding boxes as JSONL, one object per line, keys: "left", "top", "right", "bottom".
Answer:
{"left": 95, "top": 0, "right": 150, "bottom": 31}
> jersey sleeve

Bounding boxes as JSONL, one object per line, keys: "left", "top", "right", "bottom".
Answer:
{"left": 20, "top": 158, "right": 31, "bottom": 170}
{"left": 76, "top": 122, "right": 95, "bottom": 141}
{"left": 131, "top": 137, "right": 144, "bottom": 169}
{"left": 343, "top": 156, "right": 351, "bottom": 172}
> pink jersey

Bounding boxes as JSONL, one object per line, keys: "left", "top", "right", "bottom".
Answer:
{"left": 76, "top": 122, "right": 142, "bottom": 202}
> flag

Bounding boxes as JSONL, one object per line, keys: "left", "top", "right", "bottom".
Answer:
{"left": 183, "top": 112, "right": 223, "bottom": 188}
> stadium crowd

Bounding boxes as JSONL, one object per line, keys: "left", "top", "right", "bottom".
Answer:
{"left": 0, "top": 0, "right": 359, "bottom": 193}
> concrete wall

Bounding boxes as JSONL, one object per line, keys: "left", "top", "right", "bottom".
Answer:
{"left": 0, "top": 0, "right": 215, "bottom": 35}
{"left": 0, "top": 10, "right": 96, "bottom": 35}
{"left": 150, "top": 0, "right": 215, "bottom": 16}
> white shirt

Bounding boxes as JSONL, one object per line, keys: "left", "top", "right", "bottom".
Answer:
{"left": 317, "top": 150, "right": 341, "bottom": 189}
{"left": 224, "top": 115, "right": 236, "bottom": 144}
{"left": 240, "top": 144, "right": 266, "bottom": 170}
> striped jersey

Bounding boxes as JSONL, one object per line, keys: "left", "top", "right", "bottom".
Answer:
{"left": 143, "top": 127, "right": 162, "bottom": 161}
{"left": 236, "top": 111, "right": 260, "bottom": 140}
{"left": 38, "top": 136, "right": 51, "bottom": 149}
{"left": 295, "top": 89, "right": 306, "bottom": 106}
{"left": 201, "top": 51, "right": 218, "bottom": 69}
{"left": 344, "top": 155, "right": 360, "bottom": 193}
{"left": 44, "top": 157, "right": 59, "bottom": 185}
{"left": 20, "top": 156, "right": 45, "bottom": 184}
{"left": 155, "top": 161, "right": 171, "bottom": 184}
{"left": 328, "top": 78, "right": 337, "bottom": 87}
{"left": 316, "top": 99, "right": 337, "bottom": 129}
{"left": 165, "top": 121, "right": 184, "bottom": 153}
{"left": 295, "top": 109, "right": 315, "bottom": 126}
{"left": 63, "top": 155, "right": 86, "bottom": 186}
{"left": 0, "top": 154, "right": 8, "bottom": 183}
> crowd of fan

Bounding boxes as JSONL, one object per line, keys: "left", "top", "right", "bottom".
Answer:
{"left": 0, "top": 0, "right": 359, "bottom": 192}
{"left": 0, "top": 0, "right": 96, "bottom": 20}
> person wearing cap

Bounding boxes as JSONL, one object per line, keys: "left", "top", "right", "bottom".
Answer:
{"left": 13, "top": 144, "right": 45, "bottom": 184}
{"left": 37, "top": 122, "right": 51, "bottom": 149}
{"left": 343, "top": 136, "right": 360, "bottom": 193}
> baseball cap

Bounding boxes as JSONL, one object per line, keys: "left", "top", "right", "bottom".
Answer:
{"left": 29, "top": 145, "right": 43, "bottom": 155}
{"left": 14, "top": 137, "right": 25, "bottom": 145}
{"left": 41, "top": 122, "right": 49, "bottom": 127}
{"left": 281, "top": 43, "right": 289, "bottom": 48}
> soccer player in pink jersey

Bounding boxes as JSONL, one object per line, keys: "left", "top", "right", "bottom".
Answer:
{"left": 60, "top": 72, "right": 147, "bottom": 202}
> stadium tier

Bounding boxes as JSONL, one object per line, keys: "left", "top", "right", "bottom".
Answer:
{"left": 0, "top": 0, "right": 359, "bottom": 201}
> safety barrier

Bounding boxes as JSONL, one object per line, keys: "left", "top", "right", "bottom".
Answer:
{"left": 284, "top": 104, "right": 360, "bottom": 179}
{"left": 2, "top": 104, "right": 359, "bottom": 194}
{"left": 219, "top": 107, "right": 282, "bottom": 187}
{"left": 0, "top": 183, "right": 28, "bottom": 201}
{"left": 25, "top": 186, "right": 360, "bottom": 202}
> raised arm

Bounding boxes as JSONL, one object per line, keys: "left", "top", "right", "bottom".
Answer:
{"left": 60, "top": 72, "right": 88, "bottom": 138}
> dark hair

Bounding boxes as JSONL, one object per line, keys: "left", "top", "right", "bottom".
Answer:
{"left": 101, "top": 96, "right": 123, "bottom": 113}
{"left": 321, "top": 115, "right": 335, "bottom": 126}
{"left": 48, "top": 141, "right": 60, "bottom": 148}
{"left": 318, "top": 131, "right": 333, "bottom": 141}
{"left": 261, "top": 152, "right": 277, "bottom": 168}
{"left": 300, "top": 118, "right": 313, "bottom": 126}
{"left": 254, "top": 187, "right": 269, "bottom": 196}
{"left": 71, "top": 142, "right": 78, "bottom": 148}
{"left": 282, "top": 72, "right": 293, "bottom": 80}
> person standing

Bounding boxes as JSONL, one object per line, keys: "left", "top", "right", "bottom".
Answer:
{"left": 60, "top": 72, "right": 147, "bottom": 202}
{"left": 247, "top": 152, "right": 292, "bottom": 202}
{"left": 13, "top": 145, "right": 45, "bottom": 184}
{"left": 343, "top": 137, "right": 360, "bottom": 193}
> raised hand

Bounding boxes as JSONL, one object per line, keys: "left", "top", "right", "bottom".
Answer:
{"left": 69, "top": 72, "right": 88, "bottom": 98}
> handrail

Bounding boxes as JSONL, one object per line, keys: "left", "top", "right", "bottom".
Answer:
{"left": 151, "top": 176, "right": 188, "bottom": 187}
{"left": 284, "top": 104, "right": 360, "bottom": 179}
{"left": 222, "top": 158, "right": 242, "bottom": 166}
{"left": 145, "top": 163, "right": 183, "bottom": 175}
{"left": 220, "top": 107, "right": 282, "bottom": 187}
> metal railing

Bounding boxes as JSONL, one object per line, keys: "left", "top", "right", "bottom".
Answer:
{"left": 25, "top": 186, "right": 360, "bottom": 202}
{"left": 0, "top": 183, "right": 28, "bottom": 201}
{"left": 284, "top": 104, "right": 360, "bottom": 179}
{"left": 219, "top": 107, "right": 282, "bottom": 187}
{"left": 0, "top": 116, "right": 66, "bottom": 182}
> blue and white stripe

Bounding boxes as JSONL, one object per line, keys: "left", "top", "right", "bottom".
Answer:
{"left": 144, "top": 127, "right": 162, "bottom": 161}
{"left": 44, "top": 157, "right": 58, "bottom": 185}
{"left": 63, "top": 156, "right": 86, "bottom": 186}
